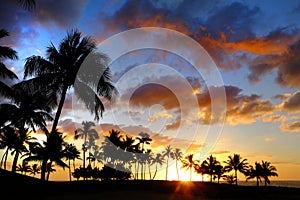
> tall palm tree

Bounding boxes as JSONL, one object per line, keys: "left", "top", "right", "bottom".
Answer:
{"left": 74, "top": 121, "right": 98, "bottom": 169}
{"left": 246, "top": 162, "right": 262, "bottom": 187}
{"left": 23, "top": 29, "right": 117, "bottom": 134}
{"left": 202, "top": 155, "right": 220, "bottom": 182}
{"left": 181, "top": 154, "right": 199, "bottom": 181}
{"left": 0, "top": 29, "right": 18, "bottom": 98}
{"left": 63, "top": 143, "right": 81, "bottom": 181}
{"left": 171, "top": 148, "right": 183, "bottom": 180}
{"left": 163, "top": 145, "right": 172, "bottom": 180}
{"left": 261, "top": 160, "right": 278, "bottom": 186}
{"left": 224, "top": 154, "right": 248, "bottom": 185}
{"left": 151, "top": 153, "right": 164, "bottom": 180}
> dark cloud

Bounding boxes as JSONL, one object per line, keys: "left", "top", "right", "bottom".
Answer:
{"left": 279, "top": 91, "right": 300, "bottom": 113}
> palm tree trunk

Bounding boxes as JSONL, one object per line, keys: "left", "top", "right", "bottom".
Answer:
{"left": 11, "top": 151, "right": 19, "bottom": 172}
{"left": 1, "top": 148, "right": 8, "bottom": 169}
{"left": 166, "top": 158, "right": 168, "bottom": 180}
{"left": 235, "top": 170, "right": 238, "bottom": 185}
{"left": 51, "top": 86, "right": 68, "bottom": 133}
{"left": 176, "top": 160, "right": 180, "bottom": 180}
{"left": 46, "top": 161, "right": 53, "bottom": 181}
{"left": 190, "top": 166, "right": 192, "bottom": 181}
{"left": 256, "top": 177, "right": 259, "bottom": 187}
{"left": 69, "top": 159, "right": 72, "bottom": 181}
{"left": 4, "top": 148, "right": 9, "bottom": 170}
{"left": 152, "top": 164, "right": 158, "bottom": 180}
{"left": 148, "top": 163, "right": 152, "bottom": 180}
{"left": 40, "top": 159, "right": 47, "bottom": 181}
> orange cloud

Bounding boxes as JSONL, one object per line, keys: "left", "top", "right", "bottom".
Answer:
{"left": 280, "top": 122, "right": 300, "bottom": 133}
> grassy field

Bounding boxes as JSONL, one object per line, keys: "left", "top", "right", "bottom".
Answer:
{"left": 2, "top": 169, "right": 300, "bottom": 200}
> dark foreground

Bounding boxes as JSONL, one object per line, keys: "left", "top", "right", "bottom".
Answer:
{"left": 2, "top": 169, "right": 300, "bottom": 200}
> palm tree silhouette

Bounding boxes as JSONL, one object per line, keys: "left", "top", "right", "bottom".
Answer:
{"left": 152, "top": 153, "right": 164, "bottom": 180}
{"left": 45, "top": 162, "right": 56, "bottom": 180}
{"left": 261, "top": 160, "right": 278, "bottom": 186}
{"left": 0, "top": 29, "right": 18, "bottom": 98}
{"left": 23, "top": 29, "right": 117, "bottom": 134}
{"left": 24, "top": 129, "right": 68, "bottom": 180}
{"left": 0, "top": 84, "right": 52, "bottom": 172}
{"left": 214, "top": 164, "right": 225, "bottom": 184}
{"left": 202, "top": 155, "right": 220, "bottom": 182}
{"left": 163, "top": 145, "right": 173, "bottom": 180}
{"left": 181, "top": 154, "right": 199, "bottom": 181}
{"left": 171, "top": 148, "right": 183, "bottom": 180}
{"left": 137, "top": 132, "right": 152, "bottom": 152}
{"left": 246, "top": 162, "right": 262, "bottom": 186}
{"left": 74, "top": 121, "right": 98, "bottom": 170}
{"left": 194, "top": 161, "right": 207, "bottom": 182}
{"left": 0, "top": 126, "right": 18, "bottom": 170}
{"left": 16, "top": 160, "right": 30, "bottom": 175}
{"left": 63, "top": 143, "right": 81, "bottom": 181}
{"left": 223, "top": 173, "right": 237, "bottom": 185}
{"left": 29, "top": 163, "right": 41, "bottom": 177}
{"left": 224, "top": 153, "right": 248, "bottom": 185}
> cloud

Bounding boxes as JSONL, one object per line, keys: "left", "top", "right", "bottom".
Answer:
{"left": 211, "top": 150, "right": 230, "bottom": 155}
{"left": 263, "top": 115, "right": 287, "bottom": 123}
{"left": 280, "top": 121, "right": 300, "bottom": 132}
{"left": 278, "top": 91, "right": 300, "bottom": 113}
{"left": 264, "top": 137, "right": 273, "bottom": 142}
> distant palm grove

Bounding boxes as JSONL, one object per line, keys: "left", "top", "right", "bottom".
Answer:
{"left": 0, "top": 28, "right": 278, "bottom": 186}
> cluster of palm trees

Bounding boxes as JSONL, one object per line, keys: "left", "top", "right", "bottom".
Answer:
{"left": 0, "top": 27, "right": 116, "bottom": 181}
{"left": 67, "top": 125, "right": 278, "bottom": 186}
{"left": 179, "top": 153, "right": 278, "bottom": 186}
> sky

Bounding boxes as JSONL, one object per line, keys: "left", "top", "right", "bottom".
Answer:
{"left": 1, "top": 0, "right": 300, "bottom": 181}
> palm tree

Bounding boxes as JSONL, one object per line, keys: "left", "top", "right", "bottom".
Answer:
{"left": 29, "top": 163, "right": 41, "bottom": 177}
{"left": 181, "top": 154, "right": 199, "bottom": 181}
{"left": 63, "top": 143, "right": 81, "bottom": 181}
{"left": 74, "top": 121, "right": 98, "bottom": 170}
{"left": 214, "top": 164, "right": 225, "bottom": 184}
{"left": 246, "top": 162, "right": 262, "bottom": 186}
{"left": 171, "top": 148, "right": 183, "bottom": 180}
{"left": 0, "top": 84, "right": 53, "bottom": 172}
{"left": 23, "top": 29, "right": 117, "bottom": 134}
{"left": 163, "top": 145, "right": 172, "bottom": 180}
{"left": 45, "top": 162, "right": 56, "bottom": 181}
{"left": 202, "top": 155, "right": 220, "bottom": 182}
{"left": 24, "top": 129, "right": 68, "bottom": 181}
{"left": 194, "top": 161, "right": 207, "bottom": 182}
{"left": 16, "top": 161, "right": 30, "bottom": 175}
{"left": 151, "top": 153, "right": 164, "bottom": 180}
{"left": 0, "top": 29, "right": 18, "bottom": 98}
{"left": 224, "top": 154, "right": 248, "bottom": 185}
{"left": 223, "top": 174, "right": 237, "bottom": 185}
{"left": 10, "top": 128, "right": 37, "bottom": 172}
{"left": 0, "top": 126, "right": 18, "bottom": 170}
{"left": 137, "top": 132, "right": 152, "bottom": 152}
{"left": 261, "top": 160, "right": 278, "bottom": 186}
